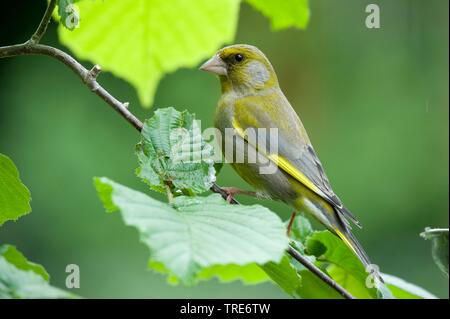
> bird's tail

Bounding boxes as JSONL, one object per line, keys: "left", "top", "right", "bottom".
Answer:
{"left": 335, "top": 228, "right": 371, "bottom": 268}
{"left": 334, "top": 226, "right": 384, "bottom": 284}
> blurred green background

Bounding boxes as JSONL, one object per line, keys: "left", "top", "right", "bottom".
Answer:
{"left": 0, "top": 0, "right": 448, "bottom": 298}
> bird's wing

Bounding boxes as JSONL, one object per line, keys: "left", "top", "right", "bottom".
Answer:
{"left": 232, "top": 93, "right": 361, "bottom": 227}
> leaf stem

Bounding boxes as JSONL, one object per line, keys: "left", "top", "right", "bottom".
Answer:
{"left": 164, "top": 183, "right": 174, "bottom": 204}
{"left": 0, "top": 0, "right": 354, "bottom": 300}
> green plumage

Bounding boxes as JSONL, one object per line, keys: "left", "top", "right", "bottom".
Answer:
{"left": 202, "top": 44, "right": 373, "bottom": 271}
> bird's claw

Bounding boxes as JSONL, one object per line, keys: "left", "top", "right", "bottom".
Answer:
{"left": 221, "top": 187, "right": 257, "bottom": 204}
{"left": 222, "top": 187, "right": 238, "bottom": 204}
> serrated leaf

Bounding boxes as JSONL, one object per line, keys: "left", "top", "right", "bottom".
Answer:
{"left": 148, "top": 260, "right": 270, "bottom": 285}
{"left": 93, "top": 178, "right": 117, "bottom": 213}
{"left": 57, "top": 0, "right": 240, "bottom": 106}
{"left": 197, "top": 263, "right": 270, "bottom": 285}
{"left": 94, "top": 177, "right": 288, "bottom": 284}
{"left": 137, "top": 107, "right": 216, "bottom": 194}
{"left": 0, "top": 251, "right": 76, "bottom": 299}
{"left": 0, "top": 154, "right": 31, "bottom": 226}
{"left": 0, "top": 245, "right": 49, "bottom": 282}
{"left": 245, "top": 0, "right": 310, "bottom": 30}
{"left": 382, "top": 273, "right": 437, "bottom": 299}
{"left": 421, "top": 228, "right": 449, "bottom": 277}
{"left": 147, "top": 260, "right": 180, "bottom": 285}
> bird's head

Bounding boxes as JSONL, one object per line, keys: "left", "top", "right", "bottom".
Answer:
{"left": 200, "top": 44, "right": 279, "bottom": 94}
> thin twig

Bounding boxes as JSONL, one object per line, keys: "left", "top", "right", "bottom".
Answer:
{"left": 88, "top": 64, "right": 102, "bottom": 79}
{"left": 30, "top": 0, "right": 57, "bottom": 44}
{"left": 0, "top": 43, "right": 143, "bottom": 131}
{"left": 210, "top": 183, "right": 239, "bottom": 204}
{"left": 287, "top": 246, "right": 355, "bottom": 299}
{"left": 0, "top": 0, "right": 354, "bottom": 300}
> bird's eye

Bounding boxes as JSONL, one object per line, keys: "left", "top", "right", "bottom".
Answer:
{"left": 234, "top": 54, "right": 244, "bottom": 62}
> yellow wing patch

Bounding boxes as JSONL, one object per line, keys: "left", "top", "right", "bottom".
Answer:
{"left": 231, "top": 118, "right": 325, "bottom": 199}
{"left": 335, "top": 229, "right": 358, "bottom": 256}
{"left": 268, "top": 153, "right": 323, "bottom": 196}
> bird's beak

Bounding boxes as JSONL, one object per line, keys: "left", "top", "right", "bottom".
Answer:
{"left": 199, "top": 55, "right": 227, "bottom": 76}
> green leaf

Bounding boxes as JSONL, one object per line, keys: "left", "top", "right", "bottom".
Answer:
{"left": 326, "top": 264, "right": 373, "bottom": 299}
{"left": 197, "top": 263, "right": 269, "bottom": 285}
{"left": 421, "top": 228, "right": 449, "bottom": 277}
{"left": 304, "top": 230, "right": 436, "bottom": 299}
{"left": 0, "top": 154, "right": 31, "bottom": 226}
{"left": 289, "top": 214, "right": 313, "bottom": 243}
{"left": 57, "top": 0, "right": 240, "bottom": 106}
{"left": 305, "top": 231, "right": 380, "bottom": 299}
{"left": 148, "top": 260, "right": 270, "bottom": 285}
{"left": 136, "top": 107, "right": 215, "bottom": 194}
{"left": 147, "top": 260, "right": 182, "bottom": 285}
{"left": 382, "top": 273, "right": 437, "bottom": 299}
{"left": 94, "top": 177, "right": 288, "bottom": 284}
{"left": 0, "top": 245, "right": 49, "bottom": 281}
{"left": 287, "top": 214, "right": 314, "bottom": 256}
{"left": 297, "top": 269, "right": 343, "bottom": 299}
{"left": 0, "top": 248, "right": 76, "bottom": 299}
{"left": 93, "top": 177, "right": 117, "bottom": 213}
{"left": 261, "top": 255, "right": 301, "bottom": 297}
{"left": 245, "top": 0, "right": 310, "bottom": 30}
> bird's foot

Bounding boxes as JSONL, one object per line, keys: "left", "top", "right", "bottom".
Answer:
{"left": 221, "top": 187, "right": 257, "bottom": 204}
{"left": 287, "top": 211, "right": 297, "bottom": 236}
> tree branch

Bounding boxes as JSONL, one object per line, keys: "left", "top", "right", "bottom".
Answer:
{"left": 30, "top": 0, "right": 57, "bottom": 44}
{"left": 0, "top": 43, "right": 143, "bottom": 131}
{"left": 0, "top": 0, "right": 354, "bottom": 300}
{"left": 210, "top": 183, "right": 239, "bottom": 205}
{"left": 287, "top": 246, "right": 354, "bottom": 299}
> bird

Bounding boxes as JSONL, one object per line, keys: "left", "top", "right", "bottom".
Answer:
{"left": 199, "top": 44, "right": 376, "bottom": 274}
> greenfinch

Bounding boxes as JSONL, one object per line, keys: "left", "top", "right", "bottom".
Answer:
{"left": 200, "top": 44, "right": 374, "bottom": 271}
